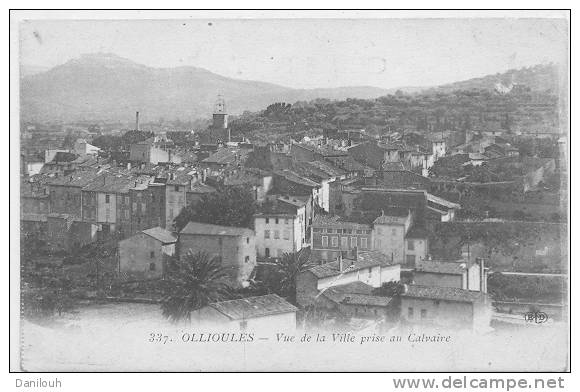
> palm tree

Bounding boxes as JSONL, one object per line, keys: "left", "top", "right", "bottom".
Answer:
{"left": 275, "top": 249, "right": 315, "bottom": 304}
{"left": 161, "top": 250, "right": 232, "bottom": 323}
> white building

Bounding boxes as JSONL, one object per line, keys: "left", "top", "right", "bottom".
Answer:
{"left": 311, "top": 250, "right": 400, "bottom": 291}
{"left": 254, "top": 198, "right": 307, "bottom": 258}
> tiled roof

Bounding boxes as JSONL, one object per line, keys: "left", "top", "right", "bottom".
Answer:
{"left": 82, "top": 173, "right": 143, "bottom": 194}
{"left": 274, "top": 170, "right": 320, "bottom": 187}
{"left": 180, "top": 221, "right": 253, "bottom": 237}
{"left": 47, "top": 172, "right": 102, "bottom": 187}
{"left": 340, "top": 294, "right": 393, "bottom": 307}
{"left": 142, "top": 227, "right": 177, "bottom": 244}
{"left": 277, "top": 196, "right": 308, "bottom": 208}
{"left": 188, "top": 183, "right": 216, "bottom": 194}
{"left": 402, "top": 285, "right": 484, "bottom": 303}
{"left": 322, "top": 281, "right": 374, "bottom": 295}
{"left": 308, "top": 250, "right": 394, "bottom": 279}
{"left": 415, "top": 260, "right": 466, "bottom": 275}
{"left": 312, "top": 215, "right": 372, "bottom": 231}
{"left": 209, "top": 294, "right": 297, "bottom": 320}
{"left": 373, "top": 209, "right": 411, "bottom": 225}
{"left": 203, "top": 148, "right": 248, "bottom": 165}
{"left": 308, "top": 160, "right": 348, "bottom": 177}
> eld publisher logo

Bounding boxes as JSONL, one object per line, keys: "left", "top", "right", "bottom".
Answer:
{"left": 524, "top": 311, "right": 548, "bottom": 324}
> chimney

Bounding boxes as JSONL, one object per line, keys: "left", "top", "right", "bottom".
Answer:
{"left": 135, "top": 111, "right": 140, "bottom": 131}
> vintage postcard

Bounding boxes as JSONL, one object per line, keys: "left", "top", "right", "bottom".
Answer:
{"left": 10, "top": 10, "right": 570, "bottom": 373}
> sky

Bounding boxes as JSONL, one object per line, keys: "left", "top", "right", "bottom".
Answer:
{"left": 19, "top": 17, "right": 569, "bottom": 89}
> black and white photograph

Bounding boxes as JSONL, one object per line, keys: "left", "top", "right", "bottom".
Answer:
{"left": 9, "top": 9, "right": 571, "bottom": 375}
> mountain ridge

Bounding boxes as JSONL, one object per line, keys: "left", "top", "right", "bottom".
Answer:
{"left": 20, "top": 53, "right": 560, "bottom": 123}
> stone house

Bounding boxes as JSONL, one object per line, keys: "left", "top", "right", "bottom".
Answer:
{"left": 400, "top": 285, "right": 492, "bottom": 332}
{"left": 178, "top": 222, "right": 256, "bottom": 288}
{"left": 118, "top": 227, "right": 177, "bottom": 280}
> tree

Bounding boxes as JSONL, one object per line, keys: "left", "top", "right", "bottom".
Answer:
{"left": 254, "top": 250, "right": 314, "bottom": 304}
{"left": 161, "top": 251, "right": 233, "bottom": 323}
{"left": 373, "top": 281, "right": 405, "bottom": 297}
{"left": 174, "top": 185, "right": 257, "bottom": 231}
{"left": 21, "top": 275, "right": 77, "bottom": 319}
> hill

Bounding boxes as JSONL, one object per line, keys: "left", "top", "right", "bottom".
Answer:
{"left": 227, "top": 64, "right": 562, "bottom": 141}
{"left": 426, "top": 63, "right": 561, "bottom": 94}
{"left": 20, "top": 53, "right": 391, "bottom": 123}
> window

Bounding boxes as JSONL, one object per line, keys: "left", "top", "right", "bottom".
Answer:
{"left": 274, "top": 230, "right": 280, "bottom": 239}
{"left": 265, "top": 248, "right": 270, "bottom": 258}
{"left": 420, "top": 309, "right": 427, "bottom": 320}
{"left": 105, "top": 194, "right": 110, "bottom": 204}
{"left": 124, "top": 210, "right": 129, "bottom": 219}
{"left": 284, "top": 218, "right": 289, "bottom": 225}
{"left": 283, "top": 230, "right": 290, "bottom": 240}
{"left": 341, "top": 237, "right": 348, "bottom": 249}
{"left": 331, "top": 236, "right": 338, "bottom": 247}
{"left": 406, "top": 255, "right": 416, "bottom": 265}
{"left": 265, "top": 218, "right": 269, "bottom": 224}
{"left": 125, "top": 196, "right": 129, "bottom": 204}
{"left": 351, "top": 237, "right": 357, "bottom": 248}
{"left": 149, "top": 262, "right": 156, "bottom": 271}
{"left": 408, "top": 307, "right": 414, "bottom": 319}
{"left": 246, "top": 237, "right": 250, "bottom": 244}
{"left": 174, "top": 185, "right": 180, "bottom": 192}
{"left": 407, "top": 240, "right": 415, "bottom": 251}
{"left": 321, "top": 236, "right": 328, "bottom": 247}
{"left": 132, "top": 202, "right": 137, "bottom": 212}
{"left": 245, "top": 256, "right": 250, "bottom": 263}
{"left": 275, "top": 218, "right": 279, "bottom": 224}
{"left": 150, "top": 251, "right": 155, "bottom": 258}
{"left": 361, "top": 238, "right": 368, "bottom": 249}
{"left": 264, "top": 230, "right": 270, "bottom": 239}
{"left": 141, "top": 203, "right": 146, "bottom": 213}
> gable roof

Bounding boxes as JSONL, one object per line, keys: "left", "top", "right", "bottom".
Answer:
{"left": 142, "top": 227, "right": 177, "bottom": 244}
{"left": 402, "top": 285, "right": 484, "bottom": 303}
{"left": 209, "top": 294, "right": 297, "bottom": 320}
{"left": 415, "top": 260, "right": 467, "bottom": 275}
{"left": 180, "top": 221, "right": 253, "bottom": 237}
{"left": 308, "top": 250, "right": 395, "bottom": 279}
